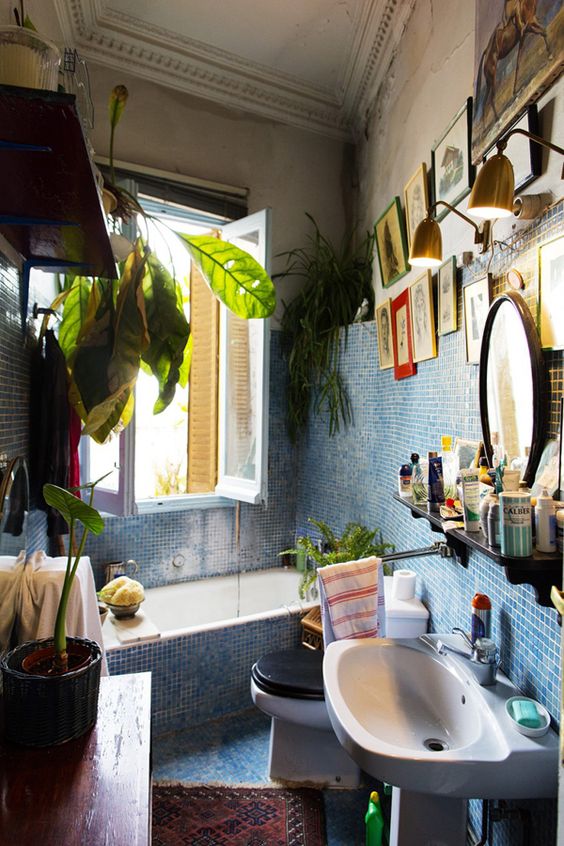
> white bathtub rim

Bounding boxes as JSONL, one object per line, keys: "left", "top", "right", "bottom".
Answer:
{"left": 105, "top": 597, "right": 317, "bottom": 652}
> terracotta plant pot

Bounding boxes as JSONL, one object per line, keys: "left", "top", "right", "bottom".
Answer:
{"left": 1, "top": 636, "right": 102, "bottom": 747}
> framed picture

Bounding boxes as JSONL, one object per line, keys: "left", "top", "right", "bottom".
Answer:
{"left": 454, "top": 437, "right": 483, "bottom": 469}
{"left": 403, "top": 163, "right": 429, "bottom": 248}
{"left": 472, "top": 0, "right": 564, "bottom": 164}
{"left": 391, "top": 289, "right": 416, "bottom": 380}
{"left": 431, "top": 98, "right": 475, "bottom": 222}
{"left": 539, "top": 234, "right": 564, "bottom": 350}
{"left": 374, "top": 197, "right": 410, "bottom": 289}
{"left": 409, "top": 271, "right": 437, "bottom": 362}
{"left": 463, "top": 275, "right": 491, "bottom": 364}
{"left": 438, "top": 256, "right": 458, "bottom": 336}
{"left": 483, "top": 105, "right": 541, "bottom": 192}
{"left": 376, "top": 299, "right": 394, "bottom": 369}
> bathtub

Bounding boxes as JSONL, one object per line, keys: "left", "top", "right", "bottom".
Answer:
{"left": 104, "top": 567, "right": 313, "bottom": 733}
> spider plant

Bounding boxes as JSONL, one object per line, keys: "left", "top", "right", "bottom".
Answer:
{"left": 277, "top": 215, "right": 375, "bottom": 441}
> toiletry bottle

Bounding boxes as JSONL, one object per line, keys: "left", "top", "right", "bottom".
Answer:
{"left": 500, "top": 491, "right": 532, "bottom": 557}
{"left": 411, "top": 453, "right": 428, "bottom": 506}
{"left": 441, "top": 435, "right": 459, "bottom": 501}
{"left": 556, "top": 509, "right": 564, "bottom": 553}
{"left": 365, "top": 791, "right": 384, "bottom": 846}
{"left": 535, "top": 488, "right": 557, "bottom": 553}
{"left": 471, "top": 593, "right": 491, "bottom": 643}
{"left": 398, "top": 463, "right": 413, "bottom": 499}
{"left": 427, "top": 451, "right": 445, "bottom": 513}
{"left": 487, "top": 495, "right": 500, "bottom": 548}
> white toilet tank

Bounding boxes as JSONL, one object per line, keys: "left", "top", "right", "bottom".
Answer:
{"left": 383, "top": 575, "right": 429, "bottom": 638}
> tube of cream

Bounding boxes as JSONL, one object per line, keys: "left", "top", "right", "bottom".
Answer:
{"left": 461, "top": 468, "right": 480, "bottom": 532}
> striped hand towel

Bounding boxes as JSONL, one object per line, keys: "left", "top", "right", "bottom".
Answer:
{"left": 317, "top": 556, "right": 385, "bottom": 648}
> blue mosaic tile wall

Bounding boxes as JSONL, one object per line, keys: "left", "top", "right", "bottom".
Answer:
{"left": 85, "top": 330, "right": 298, "bottom": 589}
{"left": 107, "top": 610, "right": 303, "bottom": 734}
{"left": 294, "top": 204, "right": 563, "bottom": 846}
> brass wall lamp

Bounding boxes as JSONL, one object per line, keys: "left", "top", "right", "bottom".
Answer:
{"left": 409, "top": 200, "right": 491, "bottom": 268}
{"left": 467, "top": 129, "right": 564, "bottom": 220}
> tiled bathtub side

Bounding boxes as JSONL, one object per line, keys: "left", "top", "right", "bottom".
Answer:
{"left": 107, "top": 610, "right": 303, "bottom": 734}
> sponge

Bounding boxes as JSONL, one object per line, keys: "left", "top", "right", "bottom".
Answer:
{"left": 510, "top": 699, "right": 542, "bottom": 729}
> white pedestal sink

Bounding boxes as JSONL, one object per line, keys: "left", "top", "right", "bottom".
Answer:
{"left": 323, "top": 635, "right": 559, "bottom": 846}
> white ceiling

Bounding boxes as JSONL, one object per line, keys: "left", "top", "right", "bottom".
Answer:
{"left": 54, "top": 0, "right": 416, "bottom": 139}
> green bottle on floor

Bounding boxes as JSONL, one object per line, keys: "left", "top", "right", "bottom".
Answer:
{"left": 365, "top": 790, "right": 384, "bottom": 846}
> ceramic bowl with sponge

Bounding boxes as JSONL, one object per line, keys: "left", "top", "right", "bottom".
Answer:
{"left": 505, "top": 696, "right": 550, "bottom": 738}
{"left": 98, "top": 575, "right": 145, "bottom": 619}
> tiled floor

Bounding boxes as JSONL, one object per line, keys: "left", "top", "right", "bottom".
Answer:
{"left": 153, "top": 708, "right": 380, "bottom": 845}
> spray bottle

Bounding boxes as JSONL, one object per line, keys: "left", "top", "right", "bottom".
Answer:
{"left": 365, "top": 791, "right": 385, "bottom": 846}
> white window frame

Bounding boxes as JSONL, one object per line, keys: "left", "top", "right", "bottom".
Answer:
{"left": 81, "top": 200, "right": 271, "bottom": 515}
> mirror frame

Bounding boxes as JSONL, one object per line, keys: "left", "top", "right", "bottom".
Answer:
{"left": 479, "top": 291, "right": 545, "bottom": 487}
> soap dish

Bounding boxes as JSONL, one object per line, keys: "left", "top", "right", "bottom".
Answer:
{"left": 505, "top": 696, "right": 550, "bottom": 738}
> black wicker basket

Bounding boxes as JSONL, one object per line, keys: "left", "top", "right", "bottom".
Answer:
{"left": 1, "top": 636, "right": 102, "bottom": 747}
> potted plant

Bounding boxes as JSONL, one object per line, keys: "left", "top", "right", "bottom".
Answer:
{"left": 276, "top": 216, "right": 375, "bottom": 441}
{"left": 0, "top": 4, "right": 60, "bottom": 92}
{"left": 1, "top": 477, "right": 106, "bottom": 747}
{"left": 281, "top": 518, "right": 394, "bottom": 598}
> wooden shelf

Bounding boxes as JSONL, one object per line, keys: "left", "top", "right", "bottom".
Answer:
{"left": 0, "top": 84, "right": 116, "bottom": 281}
{"left": 393, "top": 494, "right": 562, "bottom": 608}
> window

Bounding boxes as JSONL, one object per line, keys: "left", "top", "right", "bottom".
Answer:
{"left": 81, "top": 180, "right": 270, "bottom": 515}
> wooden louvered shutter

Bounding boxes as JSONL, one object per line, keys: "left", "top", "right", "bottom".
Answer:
{"left": 187, "top": 264, "right": 219, "bottom": 493}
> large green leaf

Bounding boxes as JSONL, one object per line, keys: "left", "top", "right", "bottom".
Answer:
{"left": 43, "top": 484, "right": 104, "bottom": 534}
{"left": 58, "top": 276, "right": 92, "bottom": 361}
{"left": 180, "top": 235, "right": 275, "bottom": 319}
{"left": 141, "top": 253, "right": 191, "bottom": 414}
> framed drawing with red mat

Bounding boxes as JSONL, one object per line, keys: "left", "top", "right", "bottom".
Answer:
{"left": 152, "top": 783, "right": 326, "bottom": 846}
{"left": 391, "top": 288, "right": 417, "bottom": 380}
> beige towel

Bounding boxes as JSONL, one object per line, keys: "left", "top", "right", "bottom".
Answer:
{"left": 0, "top": 552, "right": 25, "bottom": 655}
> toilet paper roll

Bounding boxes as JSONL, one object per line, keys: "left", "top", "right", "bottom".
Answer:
{"left": 392, "top": 569, "right": 417, "bottom": 600}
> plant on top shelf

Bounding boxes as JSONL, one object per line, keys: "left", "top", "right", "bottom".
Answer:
{"left": 276, "top": 215, "right": 375, "bottom": 442}
{"left": 281, "top": 518, "right": 394, "bottom": 598}
{"left": 48, "top": 85, "right": 276, "bottom": 444}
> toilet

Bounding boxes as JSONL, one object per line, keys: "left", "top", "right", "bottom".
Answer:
{"left": 251, "top": 576, "right": 429, "bottom": 787}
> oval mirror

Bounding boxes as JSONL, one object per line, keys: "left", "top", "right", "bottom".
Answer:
{"left": 0, "top": 455, "right": 29, "bottom": 557}
{"left": 479, "top": 292, "right": 545, "bottom": 486}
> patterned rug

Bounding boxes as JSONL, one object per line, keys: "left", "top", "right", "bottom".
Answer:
{"left": 152, "top": 783, "right": 327, "bottom": 846}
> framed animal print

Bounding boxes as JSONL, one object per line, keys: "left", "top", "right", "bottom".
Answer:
{"left": 374, "top": 197, "right": 410, "bottom": 289}
{"left": 483, "top": 105, "right": 541, "bottom": 192}
{"left": 472, "top": 0, "right": 564, "bottom": 164}
{"left": 431, "top": 99, "right": 475, "bottom": 222}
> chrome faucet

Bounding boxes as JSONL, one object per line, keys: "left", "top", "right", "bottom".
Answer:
{"left": 432, "top": 627, "right": 500, "bottom": 687}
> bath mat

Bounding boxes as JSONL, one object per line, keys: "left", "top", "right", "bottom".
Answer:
{"left": 152, "top": 782, "right": 326, "bottom": 846}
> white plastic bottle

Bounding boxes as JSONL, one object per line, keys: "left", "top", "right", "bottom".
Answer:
{"left": 535, "top": 488, "right": 557, "bottom": 553}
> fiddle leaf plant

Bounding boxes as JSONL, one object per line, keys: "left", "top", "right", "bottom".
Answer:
{"left": 43, "top": 477, "right": 106, "bottom": 673}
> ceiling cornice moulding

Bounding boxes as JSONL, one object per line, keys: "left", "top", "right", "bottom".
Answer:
{"left": 56, "top": 0, "right": 414, "bottom": 140}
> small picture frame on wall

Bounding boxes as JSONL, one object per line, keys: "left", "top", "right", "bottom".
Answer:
{"left": 432, "top": 98, "right": 475, "bottom": 222}
{"left": 403, "top": 163, "right": 429, "bottom": 248}
{"left": 483, "top": 105, "right": 541, "bottom": 193}
{"left": 539, "top": 234, "right": 564, "bottom": 350}
{"left": 438, "top": 256, "right": 457, "bottom": 336}
{"left": 374, "top": 197, "right": 410, "bottom": 289}
{"left": 391, "top": 288, "right": 417, "bottom": 380}
{"left": 409, "top": 271, "right": 437, "bottom": 363}
{"left": 463, "top": 275, "right": 491, "bottom": 364}
{"left": 376, "top": 299, "right": 394, "bottom": 370}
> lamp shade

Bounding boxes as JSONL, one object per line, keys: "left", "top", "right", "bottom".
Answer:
{"left": 408, "top": 216, "right": 442, "bottom": 267}
{"left": 467, "top": 152, "right": 515, "bottom": 219}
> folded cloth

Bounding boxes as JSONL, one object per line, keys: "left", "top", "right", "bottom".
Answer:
{"left": 317, "top": 556, "right": 385, "bottom": 648}
{"left": 0, "top": 552, "right": 26, "bottom": 655}
{"left": 17, "top": 552, "right": 108, "bottom": 675}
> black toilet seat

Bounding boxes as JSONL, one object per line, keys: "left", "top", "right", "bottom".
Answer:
{"left": 251, "top": 648, "right": 325, "bottom": 700}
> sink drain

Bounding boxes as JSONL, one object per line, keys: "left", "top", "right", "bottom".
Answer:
{"left": 423, "top": 738, "right": 449, "bottom": 752}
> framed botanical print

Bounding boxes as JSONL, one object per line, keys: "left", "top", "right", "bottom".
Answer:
{"left": 409, "top": 271, "right": 437, "bottom": 363}
{"left": 483, "top": 105, "right": 541, "bottom": 193}
{"left": 376, "top": 299, "right": 394, "bottom": 370}
{"left": 432, "top": 98, "right": 475, "bottom": 222}
{"left": 391, "top": 288, "right": 417, "bottom": 380}
{"left": 539, "top": 234, "right": 564, "bottom": 350}
{"left": 438, "top": 256, "right": 457, "bottom": 336}
{"left": 403, "top": 163, "right": 429, "bottom": 248}
{"left": 472, "top": 0, "right": 564, "bottom": 164}
{"left": 375, "top": 197, "right": 410, "bottom": 289}
{"left": 463, "top": 275, "right": 492, "bottom": 364}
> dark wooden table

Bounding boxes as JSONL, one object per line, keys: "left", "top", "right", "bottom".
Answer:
{"left": 0, "top": 672, "right": 152, "bottom": 846}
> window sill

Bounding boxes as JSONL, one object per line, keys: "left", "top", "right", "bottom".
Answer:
{"left": 134, "top": 493, "right": 234, "bottom": 515}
